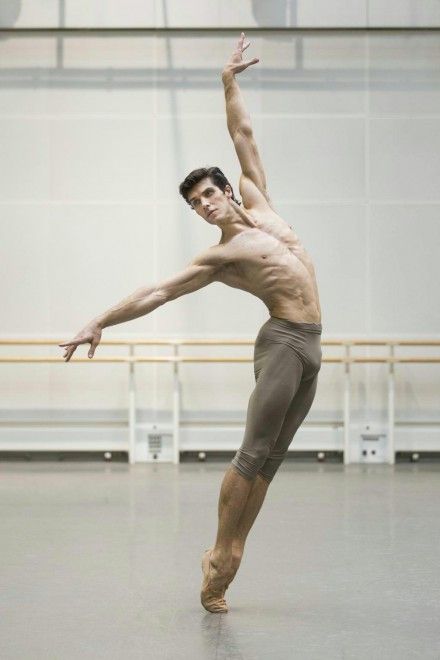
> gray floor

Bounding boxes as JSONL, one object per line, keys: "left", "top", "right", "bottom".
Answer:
{"left": 1, "top": 459, "right": 439, "bottom": 660}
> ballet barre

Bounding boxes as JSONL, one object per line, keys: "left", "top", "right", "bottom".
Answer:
{"left": 0, "top": 337, "right": 439, "bottom": 464}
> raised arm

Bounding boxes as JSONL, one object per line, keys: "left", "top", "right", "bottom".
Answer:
{"left": 222, "top": 32, "right": 274, "bottom": 211}
{"left": 59, "top": 248, "right": 222, "bottom": 362}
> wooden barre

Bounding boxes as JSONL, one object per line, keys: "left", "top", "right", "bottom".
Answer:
{"left": 0, "top": 338, "right": 439, "bottom": 347}
{"left": 0, "top": 356, "right": 440, "bottom": 364}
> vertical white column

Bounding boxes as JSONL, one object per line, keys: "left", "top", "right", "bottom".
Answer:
{"left": 128, "top": 345, "right": 136, "bottom": 465}
{"left": 172, "top": 344, "right": 180, "bottom": 465}
{"left": 343, "top": 343, "right": 351, "bottom": 465}
{"left": 388, "top": 344, "right": 395, "bottom": 465}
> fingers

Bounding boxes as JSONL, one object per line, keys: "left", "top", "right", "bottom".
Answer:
{"left": 63, "top": 345, "right": 76, "bottom": 362}
{"left": 239, "top": 32, "right": 252, "bottom": 51}
{"left": 59, "top": 343, "right": 97, "bottom": 360}
{"left": 58, "top": 340, "right": 79, "bottom": 362}
{"left": 88, "top": 340, "right": 98, "bottom": 359}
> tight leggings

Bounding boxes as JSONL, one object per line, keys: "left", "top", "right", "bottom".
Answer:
{"left": 231, "top": 316, "right": 322, "bottom": 483}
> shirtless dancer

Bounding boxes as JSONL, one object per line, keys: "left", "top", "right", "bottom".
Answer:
{"left": 59, "top": 33, "right": 322, "bottom": 614}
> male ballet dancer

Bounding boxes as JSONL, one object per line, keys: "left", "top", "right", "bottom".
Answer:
{"left": 60, "top": 33, "right": 322, "bottom": 614}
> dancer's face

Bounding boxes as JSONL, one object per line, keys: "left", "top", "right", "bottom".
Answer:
{"left": 188, "top": 177, "right": 232, "bottom": 224}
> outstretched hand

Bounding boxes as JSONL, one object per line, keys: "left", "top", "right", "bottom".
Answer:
{"left": 58, "top": 321, "right": 102, "bottom": 362}
{"left": 223, "top": 32, "right": 259, "bottom": 76}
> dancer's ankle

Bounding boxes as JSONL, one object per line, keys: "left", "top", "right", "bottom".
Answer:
{"left": 232, "top": 540, "right": 244, "bottom": 559}
{"left": 211, "top": 547, "right": 233, "bottom": 569}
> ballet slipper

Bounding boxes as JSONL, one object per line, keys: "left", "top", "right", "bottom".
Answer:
{"left": 200, "top": 549, "right": 228, "bottom": 613}
{"left": 205, "top": 546, "right": 240, "bottom": 598}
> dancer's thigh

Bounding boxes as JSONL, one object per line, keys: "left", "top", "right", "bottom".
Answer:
{"left": 241, "top": 343, "right": 304, "bottom": 451}
{"left": 268, "top": 372, "right": 319, "bottom": 456}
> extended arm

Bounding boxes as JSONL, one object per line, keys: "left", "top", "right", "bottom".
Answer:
{"left": 222, "top": 33, "right": 273, "bottom": 210}
{"left": 59, "top": 249, "right": 221, "bottom": 362}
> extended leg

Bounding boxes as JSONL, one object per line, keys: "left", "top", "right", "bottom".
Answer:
{"left": 259, "top": 372, "right": 319, "bottom": 483}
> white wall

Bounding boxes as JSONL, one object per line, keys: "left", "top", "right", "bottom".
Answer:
{"left": 0, "top": 26, "right": 439, "bottom": 427}
{"left": 2, "top": 0, "right": 440, "bottom": 28}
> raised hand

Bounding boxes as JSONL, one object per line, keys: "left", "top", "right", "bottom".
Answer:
{"left": 58, "top": 321, "right": 102, "bottom": 362}
{"left": 223, "top": 32, "right": 259, "bottom": 76}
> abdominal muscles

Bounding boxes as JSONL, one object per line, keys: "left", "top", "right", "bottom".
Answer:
{"left": 219, "top": 239, "right": 319, "bottom": 314}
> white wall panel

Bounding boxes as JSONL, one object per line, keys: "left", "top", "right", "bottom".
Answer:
{"left": 0, "top": 119, "right": 51, "bottom": 200}
{"left": 369, "top": 204, "right": 440, "bottom": 332}
{"left": 63, "top": 35, "right": 155, "bottom": 69}
{"left": 165, "top": 360, "right": 256, "bottom": 412}
{"left": 275, "top": 203, "right": 368, "bottom": 333}
{"left": 65, "top": 1, "right": 155, "bottom": 28}
{"left": 46, "top": 204, "right": 157, "bottom": 333}
{"left": 303, "top": 35, "right": 366, "bottom": 70}
{"left": 395, "top": 362, "right": 440, "bottom": 414}
{"left": 369, "top": 118, "right": 440, "bottom": 200}
{"left": 0, "top": 207, "right": 50, "bottom": 331}
{"left": 297, "top": 0, "right": 366, "bottom": 27}
{"left": 43, "top": 361, "right": 131, "bottom": 408}
{"left": 369, "top": 0, "right": 440, "bottom": 27}
{"left": 0, "top": 36, "right": 56, "bottom": 68}
{"left": 0, "top": 1, "right": 58, "bottom": 28}
{"left": 369, "top": 34, "right": 440, "bottom": 115}
{"left": 48, "top": 117, "right": 155, "bottom": 201}
{"left": 220, "top": 1, "right": 270, "bottom": 28}
{"left": 0, "top": 0, "right": 367, "bottom": 30}
{"left": 0, "top": 363, "right": 52, "bottom": 409}
{"left": 261, "top": 34, "right": 366, "bottom": 114}
{"left": 0, "top": 117, "right": 155, "bottom": 202}
{"left": 155, "top": 0, "right": 220, "bottom": 28}
{"left": 260, "top": 117, "right": 365, "bottom": 201}
{"left": 5, "top": 0, "right": 440, "bottom": 29}
{"left": 0, "top": 35, "right": 156, "bottom": 116}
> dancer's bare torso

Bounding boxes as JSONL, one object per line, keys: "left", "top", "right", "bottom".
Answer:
{"left": 214, "top": 205, "right": 322, "bottom": 325}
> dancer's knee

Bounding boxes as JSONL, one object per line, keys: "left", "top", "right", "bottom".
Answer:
{"left": 257, "top": 451, "right": 288, "bottom": 484}
{"left": 231, "top": 446, "right": 271, "bottom": 481}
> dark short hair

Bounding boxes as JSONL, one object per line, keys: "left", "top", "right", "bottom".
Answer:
{"left": 178, "top": 166, "right": 241, "bottom": 207}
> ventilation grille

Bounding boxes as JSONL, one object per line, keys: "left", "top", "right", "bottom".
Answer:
{"left": 148, "top": 433, "right": 163, "bottom": 453}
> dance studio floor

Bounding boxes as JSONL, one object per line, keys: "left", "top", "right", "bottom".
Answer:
{"left": 1, "top": 459, "right": 439, "bottom": 659}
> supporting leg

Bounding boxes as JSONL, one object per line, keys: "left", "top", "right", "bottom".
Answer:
{"left": 235, "top": 471, "right": 270, "bottom": 536}
{"left": 203, "top": 469, "right": 271, "bottom": 606}
{"left": 211, "top": 464, "right": 255, "bottom": 569}
{"left": 228, "top": 471, "right": 270, "bottom": 576}
{"left": 201, "top": 342, "right": 305, "bottom": 612}
{"left": 200, "top": 465, "right": 254, "bottom": 613}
